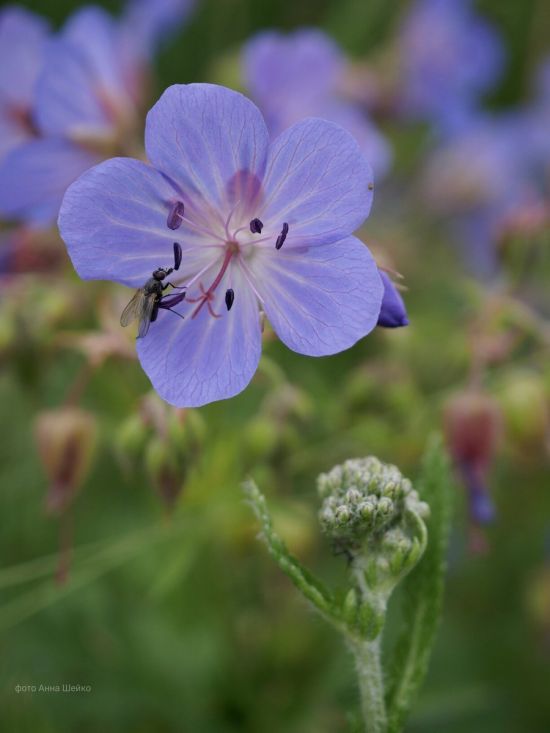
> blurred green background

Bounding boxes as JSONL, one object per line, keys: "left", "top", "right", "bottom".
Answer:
{"left": 1, "top": 0, "right": 550, "bottom": 731}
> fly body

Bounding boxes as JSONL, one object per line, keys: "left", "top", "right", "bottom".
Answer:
{"left": 120, "top": 242, "right": 186, "bottom": 338}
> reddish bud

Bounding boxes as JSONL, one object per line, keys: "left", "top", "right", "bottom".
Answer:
{"left": 34, "top": 407, "right": 97, "bottom": 515}
{"left": 444, "top": 390, "right": 502, "bottom": 525}
{"left": 444, "top": 390, "right": 501, "bottom": 472}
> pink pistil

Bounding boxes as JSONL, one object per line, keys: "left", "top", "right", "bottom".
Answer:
{"left": 187, "top": 245, "right": 236, "bottom": 319}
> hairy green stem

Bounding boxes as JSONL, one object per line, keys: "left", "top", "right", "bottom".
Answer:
{"left": 351, "top": 637, "right": 387, "bottom": 733}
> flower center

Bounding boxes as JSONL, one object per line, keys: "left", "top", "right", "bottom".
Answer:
{"left": 165, "top": 199, "right": 290, "bottom": 320}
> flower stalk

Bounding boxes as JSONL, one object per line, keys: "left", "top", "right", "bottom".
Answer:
{"left": 351, "top": 636, "right": 387, "bottom": 733}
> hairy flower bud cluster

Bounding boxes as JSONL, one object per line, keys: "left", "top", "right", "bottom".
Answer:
{"left": 318, "top": 457, "right": 428, "bottom": 550}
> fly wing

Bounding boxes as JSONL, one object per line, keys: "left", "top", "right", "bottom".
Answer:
{"left": 120, "top": 289, "right": 147, "bottom": 327}
{"left": 137, "top": 294, "right": 157, "bottom": 339}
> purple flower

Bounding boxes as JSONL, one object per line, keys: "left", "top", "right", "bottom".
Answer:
{"left": 243, "top": 29, "right": 392, "bottom": 180}
{"left": 521, "top": 57, "right": 550, "bottom": 170}
{"left": 398, "top": 0, "right": 504, "bottom": 136}
{"left": 420, "top": 115, "right": 537, "bottom": 273}
{"left": 0, "top": 4, "right": 160, "bottom": 226}
{"left": 122, "top": 0, "right": 196, "bottom": 57}
{"left": 58, "top": 84, "right": 384, "bottom": 407}
{"left": 0, "top": 6, "right": 50, "bottom": 161}
{"left": 377, "top": 270, "right": 409, "bottom": 328}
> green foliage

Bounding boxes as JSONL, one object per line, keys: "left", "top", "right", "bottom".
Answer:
{"left": 385, "top": 437, "right": 453, "bottom": 733}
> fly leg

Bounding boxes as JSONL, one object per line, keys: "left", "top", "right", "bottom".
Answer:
{"left": 162, "top": 307, "right": 186, "bottom": 322}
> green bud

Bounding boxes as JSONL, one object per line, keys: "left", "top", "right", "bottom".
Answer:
{"left": 145, "top": 437, "right": 183, "bottom": 511}
{"left": 317, "top": 457, "right": 429, "bottom": 590}
{"left": 116, "top": 413, "right": 149, "bottom": 459}
{"left": 358, "top": 500, "right": 376, "bottom": 522}
{"left": 165, "top": 408, "right": 206, "bottom": 461}
{"left": 377, "top": 497, "right": 394, "bottom": 516}
{"left": 244, "top": 417, "right": 279, "bottom": 460}
{"left": 183, "top": 408, "right": 207, "bottom": 444}
{"left": 166, "top": 411, "right": 188, "bottom": 448}
{"left": 496, "top": 369, "right": 549, "bottom": 450}
{"left": 346, "top": 488, "right": 362, "bottom": 504}
{"left": 335, "top": 505, "right": 352, "bottom": 524}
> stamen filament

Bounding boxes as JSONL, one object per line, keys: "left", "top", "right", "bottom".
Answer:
{"left": 238, "top": 254, "right": 265, "bottom": 305}
{"left": 176, "top": 212, "right": 226, "bottom": 243}
{"left": 238, "top": 235, "right": 276, "bottom": 249}
{"left": 182, "top": 261, "right": 215, "bottom": 291}
{"left": 224, "top": 200, "right": 241, "bottom": 241}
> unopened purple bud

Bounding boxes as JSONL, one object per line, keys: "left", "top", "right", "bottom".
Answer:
{"left": 377, "top": 270, "right": 409, "bottom": 328}
{"left": 250, "top": 218, "right": 264, "bottom": 234}
{"left": 167, "top": 201, "right": 185, "bottom": 230}
{"left": 275, "top": 222, "right": 289, "bottom": 250}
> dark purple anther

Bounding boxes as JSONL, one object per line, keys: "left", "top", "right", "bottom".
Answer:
{"left": 167, "top": 201, "right": 185, "bottom": 230}
{"left": 225, "top": 288, "right": 235, "bottom": 311}
{"left": 275, "top": 222, "right": 289, "bottom": 250}
{"left": 250, "top": 218, "right": 264, "bottom": 234}
{"left": 173, "top": 242, "right": 182, "bottom": 271}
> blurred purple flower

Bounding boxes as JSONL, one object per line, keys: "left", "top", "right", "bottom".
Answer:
{"left": 59, "top": 84, "right": 384, "bottom": 407}
{"left": 0, "top": 2, "right": 196, "bottom": 227}
{"left": 122, "top": 0, "right": 196, "bottom": 57}
{"left": 399, "top": 0, "right": 505, "bottom": 136}
{"left": 520, "top": 57, "right": 550, "bottom": 171}
{"left": 243, "top": 29, "right": 392, "bottom": 180}
{"left": 0, "top": 6, "right": 50, "bottom": 161}
{"left": 420, "top": 115, "right": 540, "bottom": 273}
{"left": 377, "top": 270, "right": 409, "bottom": 328}
{"left": 0, "top": 6, "right": 147, "bottom": 226}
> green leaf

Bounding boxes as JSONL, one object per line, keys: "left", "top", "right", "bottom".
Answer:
{"left": 243, "top": 479, "right": 343, "bottom": 629}
{"left": 385, "top": 436, "right": 453, "bottom": 733}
